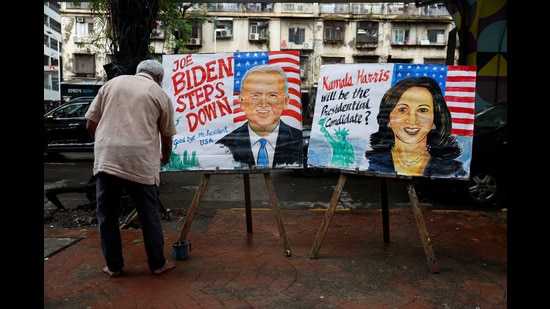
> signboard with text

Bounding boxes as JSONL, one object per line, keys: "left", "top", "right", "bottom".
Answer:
{"left": 307, "top": 63, "right": 476, "bottom": 179}
{"left": 161, "top": 51, "right": 303, "bottom": 171}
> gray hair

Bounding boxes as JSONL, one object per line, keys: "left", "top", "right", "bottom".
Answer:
{"left": 136, "top": 59, "right": 164, "bottom": 77}
{"left": 240, "top": 64, "right": 288, "bottom": 94}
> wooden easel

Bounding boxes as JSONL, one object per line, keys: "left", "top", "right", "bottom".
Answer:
{"left": 309, "top": 171, "right": 439, "bottom": 273}
{"left": 176, "top": 169, "right": 292, "bottom": 257}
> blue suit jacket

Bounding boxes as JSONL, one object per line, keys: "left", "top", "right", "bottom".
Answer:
{"left": 216, "top": 120, "right": 303, "bottom": 168}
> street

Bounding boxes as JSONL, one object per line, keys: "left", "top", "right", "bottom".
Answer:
{"left": 44, "top": 152, "right": 505, "bottom": 218}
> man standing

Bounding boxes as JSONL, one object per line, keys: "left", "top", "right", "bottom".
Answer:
{"left": 216, "top": 64, "right": 303, "bottom": 168}
{"left": 85, "top": 59, "right": 177, "bottom": 277}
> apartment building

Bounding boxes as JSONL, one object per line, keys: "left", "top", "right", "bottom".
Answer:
{"left": 58, "top": 2, "right": 456, "bottom": 115}
{"left": 43, "top": 1, "right": 62, "bottom": 102}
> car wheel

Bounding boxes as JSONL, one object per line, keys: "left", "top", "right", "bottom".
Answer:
{"left": 464, "top": 171, "right": 499, "bottom": 206}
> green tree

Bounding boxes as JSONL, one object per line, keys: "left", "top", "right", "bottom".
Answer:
{"left": 85, "top": 0, "right": 207, "bottom": 80}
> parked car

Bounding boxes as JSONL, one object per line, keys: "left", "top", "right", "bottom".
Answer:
{"left": 43, "top": 96, "right": 95, "bottom": 154}
{"left": 415, "top": 99, "right": 508, "bottom": 206}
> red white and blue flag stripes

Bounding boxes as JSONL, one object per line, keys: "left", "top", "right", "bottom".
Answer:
{"left": 232, "top": 51, "right": 302, "bottom": 128}
{"left": 392, "top": 64, "right": 477, "bottom": 136}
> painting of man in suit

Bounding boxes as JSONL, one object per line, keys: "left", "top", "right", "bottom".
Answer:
{"left": 216, "top": 64, "right": 303, "bottom": 168}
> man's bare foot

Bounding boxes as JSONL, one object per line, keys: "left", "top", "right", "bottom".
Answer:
{"left": 151, "top": 261, "right": 176, "bottom": 275}
{"left": 103, "top": 266, "right": 122, "bottom": 278}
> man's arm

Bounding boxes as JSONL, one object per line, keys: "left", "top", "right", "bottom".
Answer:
{"left": 160, "top": 135, "right": 173, "bottom": 166}
{"left": 86, "top": 119, "right": 98, "bottom": 139}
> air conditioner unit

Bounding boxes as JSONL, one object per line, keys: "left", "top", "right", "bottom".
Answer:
{"left": 188, "top": 38, "right": 200, "bottom": 46}
{"left": 216, "top": 29, "right": 229, "bottom": 38}
{"left": 302, "top": 41, "right": 313, "bottom": 50}
{"left": 73, "top": 36, "right": 82, "bottom": 42}
{"left": 249, "top": 33, "right": 259, "bottom": 41}
{"left": 76, "top": 17, "right": 84, "bottom": 23}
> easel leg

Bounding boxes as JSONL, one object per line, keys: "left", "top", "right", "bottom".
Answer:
{"left": 406, "top": 181, "right": 439, "bottom": 273}
{"left": 263, "top": 171, "right": 292, "bottom": 256}
{"left": 243, "top": 173, "right": 253, "bottom": 233}
{"left": 176, "top": 173, "right": 210, "bottom": 242}
{"left": 309, "top": 173, "right": 348, "bottom": 259}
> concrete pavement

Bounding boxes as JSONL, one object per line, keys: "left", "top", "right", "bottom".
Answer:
{"left": 44, "top": 153, "right": 507, "bottom": 307}
{"left": 44, "top": 208, "right": 507, "bottom": 308}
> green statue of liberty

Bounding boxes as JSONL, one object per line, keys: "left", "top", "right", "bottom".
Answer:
{"left": 318, "top": 117, "right": 355, "bottom": 168}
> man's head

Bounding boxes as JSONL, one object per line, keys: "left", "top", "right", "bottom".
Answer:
{"left": 239, "top": 65, "right": 290, "bottom": 135}
{"left": 137, "top": 59, "right": 164, "bottom": 86}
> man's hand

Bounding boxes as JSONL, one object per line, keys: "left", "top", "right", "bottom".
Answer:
{"left": 160, "top": 135, "right": 173, "bottom": 166}
{"left": 160, "top": 155, "right": 170, "bottom": 166}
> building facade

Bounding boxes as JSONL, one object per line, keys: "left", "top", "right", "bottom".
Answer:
{"left": 57, "top": 2, "right": 457, "bottom": 116}
{"left": 43, "top": 1, "right": 62, "bottom": 102}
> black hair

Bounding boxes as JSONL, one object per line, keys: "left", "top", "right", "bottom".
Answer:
{"left": 365, "top": 76, "right": 462, "bottom": 159}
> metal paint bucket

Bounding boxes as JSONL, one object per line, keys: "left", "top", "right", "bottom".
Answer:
{"left": 172, "top": 240, "right": 191, "bottom": 260}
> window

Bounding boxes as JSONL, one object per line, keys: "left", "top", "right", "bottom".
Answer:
{"left": 246, "top": 3, "right": 273, "bottom": 13}
{"left": 66, "top": 2, "right": 91, "bottom": 9}
{"left": 250, "top": 20, "right": 269, "bottom": 39}
{"left": 355, "top": 3, "right": 383, "bottom": 14}
{"left": 392, "top": 28, "right": 410, "bottom": 44}
{"left": 216, "top": 21, "right": 233, "bottom": 39}
{"left": 282, "top": 3, "right": 312, "bottom": 13}
{"left": 190, "top": 22, "right": 202, "bottom": 39}
{"left": 356, "top": 21, "right": 379, "bottom": 48}
{"left": 320, "top": 3, "right": 349, "bottom": 14}
{"left": 75, "top": 17, "right": 94, "bottom": 36}
{"left": 322, "top": 57, "right": 344, "bottom": 65}
{"left": 334, "top": 3, "right": 348, "bottom": 13}
{"left": 50, "top": 55, "right": 59, "bottom": 66}
{"left": 151, "top": 21, "right": 165, "bottom": 39}
{"left": 45, "top": 1, "right": 60, "bottom": 12}
{"left": 51, "top": 102, "right": 90, "bottom": 119}
{"left": 74, "top": 54, "right": 95, "bottom": 76}
{"left": 210, "top": 3, "right": 239, "bottom": 12}
{"left": 50, "top": 19, "right": 61, "bottom": 34}
{"left": 52, "top": 76, "right": 60, "bottom": 92}
{"left": 288, "top": 27, "right": 305, "bottom": 44}
{"left": 427, "top": 29, "right": 445, "bottom": 43}
{"left": 387, "top": 57, "right": 411, "bottom": 63}
{"left": 188, "top": 26, "right": 201, "bottom": 46}
{"left": 354, "top": 56, "right": 379, "bottom": 63}
{"left": 324, "top": 22, "right": 345, "bottom": 42}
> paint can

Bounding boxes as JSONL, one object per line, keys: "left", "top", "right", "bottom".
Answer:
{"left": 172, "top": 240, "right": 191, "bottom": 260}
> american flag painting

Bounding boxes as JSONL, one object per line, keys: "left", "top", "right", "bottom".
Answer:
{"left": 232, "top": 51, "right": 302, "bottom": 128}
{"left": 392, "top": 64, "right": 477, "bottom": 136}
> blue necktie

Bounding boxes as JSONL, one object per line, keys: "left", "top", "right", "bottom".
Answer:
{"left": 257, "top": 138, "right": 269, "bottom": 167}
